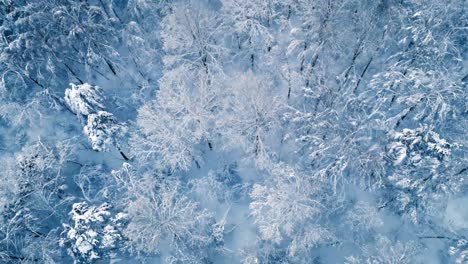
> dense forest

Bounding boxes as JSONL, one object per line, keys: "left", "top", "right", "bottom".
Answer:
{"left": 0, "top": 0, "right": 467, "bottom": 263}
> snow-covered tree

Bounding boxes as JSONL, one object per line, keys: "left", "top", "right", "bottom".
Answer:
{"left": 221, "top": 0, "right": 275, "bottom": 70}
{"left": 383, "top": 125, "right": 463, "bottom": 224}
{"left": 161, "top": 0, "right": 225, "bottom": 73}
{"left": 60, "top": 202, "right": 127, "bottom": 263}
{"left": 0, "top": 141, "right": 73, "bottom": 262}
{"left": 346, "top": 236, "right": 418, "bottom": 264}
{"left": 217, "top": 72, "right": 284, "bottom": 167}
{"left": 65, "top": 83, "right": 128, "bottom": 158}
{"left": 64, "top": 83, "right": 105, "bottom": 120}
{"left": 0, "top": 0, "right": 119, "bottom": 92}
{"left": 344, "top": 200, "right": 384, "bottom": 239}
{"left": 84, "top": 111, "right": 127, "bottom": 153}
{"left": 122, "top": 173, "right": 216, "bottom": 262}
{"left": 250, "top": 164, "right": 334, "bottom": 259}
{"left": 134, "top": 65, "right": 221, "bottom": 170}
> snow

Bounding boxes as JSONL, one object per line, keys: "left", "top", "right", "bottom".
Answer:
{"left": 446, "top": 197, "right": 468, "bottom": 232}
